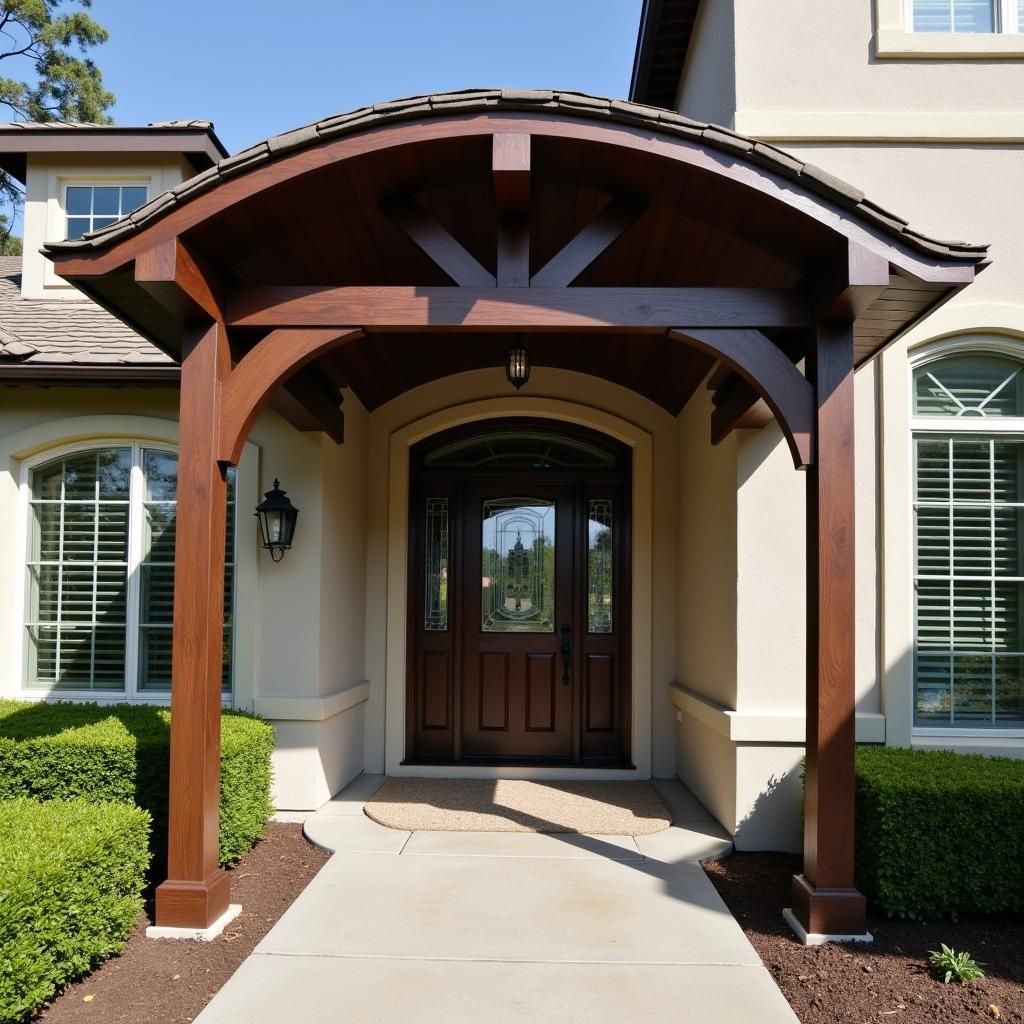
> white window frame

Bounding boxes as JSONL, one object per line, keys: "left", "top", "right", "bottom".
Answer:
{"left": 875, "top": 0, "right": 1024, "bottom": 57}
{"left": 18, "top": 438, "right": 235, "bottom": 705}
{"left": 61, "top": 179, "right": 150, "bottom": 242}
{"left": 909, "top": 338, "right": 1024, "bottom": 738}
{"left": 903, "top": 0, "right": 1022, "bottom": 33}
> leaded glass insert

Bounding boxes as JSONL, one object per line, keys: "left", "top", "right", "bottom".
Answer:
{"left": 481, "top": 498, "right": 555, "bottom": 632}
{"left": 913, "top": 434, "right": 1024, "bottom": 725}
{"left": 588, "top": 499, "right": 614, "bottom": 633}
{"left": 914, "top": 355, "right": 1024, "bottom": 417}
{"left": 424, "top": 498, "right": 449, "bottom": 631}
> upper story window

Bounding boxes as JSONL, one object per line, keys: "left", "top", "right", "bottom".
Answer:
{"left": 910, "top": 0, "right": 1023, "bottom": 32}
{"left": 64, "top": 184, "right": 149, "bottom": 241}
{"left": 25, "top": 444, "right": 236, "bottom": 697}
{"left": 912, "top": 351, "right": 1024, "bottom": 730}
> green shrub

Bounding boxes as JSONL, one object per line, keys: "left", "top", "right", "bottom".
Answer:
{"left": 0, "top": 701, "right": 274, "bottom": 867}
{"left": 0, "top": 798, "right": 150, "bottom": 1023}
{"left": 855, "top": 746, "right": 1024, "bottom": 919}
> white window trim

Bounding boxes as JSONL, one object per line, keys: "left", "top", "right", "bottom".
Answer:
{"left": 61, "top": 180, "right": 149, "bottom": 242}
{"left": 875, "top": 0, "right": 1024, "bottom": 57}
{"left": 5, "top": 425, "right": 259, "bottom": 709}
{"left": 908, "top": 339, "right": 1024, "bottom": 739}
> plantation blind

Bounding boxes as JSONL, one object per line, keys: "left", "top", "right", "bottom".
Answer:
{"left": 913, "top": 355, "right": 1024, "bottom": 727}
{"left": 26, "top": 446, "right": 235, "bottom": 695}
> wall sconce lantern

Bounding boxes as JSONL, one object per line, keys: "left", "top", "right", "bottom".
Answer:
{"left": 255, "top": 479, "right": 298, "bottom": 561}
{"left": 505, "top": 338, "right": 531, "bottom": 391}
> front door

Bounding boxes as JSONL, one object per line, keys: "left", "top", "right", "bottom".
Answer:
{"left": 407, "top": 421, "right": 630, "bottom": 766}
{"left": 461, "top": 484, "right": 574, "bottom": 760}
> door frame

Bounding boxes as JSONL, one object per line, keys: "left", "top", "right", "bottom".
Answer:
{"left": 383, "top": 397, "right": 655, "bottom": 779}
{"left": 406, "top": 422, "right": 632, "bottom": 766}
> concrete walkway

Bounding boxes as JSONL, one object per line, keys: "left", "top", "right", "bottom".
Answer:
{"left": 196, "top": 777, "right": 798, "bottom": 1024}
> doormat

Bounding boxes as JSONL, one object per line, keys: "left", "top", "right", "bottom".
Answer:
{"left": 364, "top": 779, "right": 672, "bottom": 835}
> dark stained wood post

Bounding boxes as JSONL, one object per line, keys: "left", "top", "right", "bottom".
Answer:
{"left": 791, "top": 317, "right": 867, "bottom": 938}
{"left": 154, "top": 318, "right": 232, "bottom": 929}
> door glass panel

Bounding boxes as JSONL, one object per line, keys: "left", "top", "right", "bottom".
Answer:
{"left": 588, "top": 499, "right": 614, "bottom": 633}
{"left": 481, "top": 498, "right": 555, "bottom": 632}
{"left": 424, "top": 498, "right": 449, "bottom": 631}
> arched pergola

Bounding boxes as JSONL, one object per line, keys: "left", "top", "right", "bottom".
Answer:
{"left": 45, "top": 89, "right": 986, "bottom": 939}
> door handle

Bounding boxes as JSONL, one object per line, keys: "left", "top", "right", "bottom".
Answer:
{"left": 560, "top": 624, "right": 571, "bottom": 686}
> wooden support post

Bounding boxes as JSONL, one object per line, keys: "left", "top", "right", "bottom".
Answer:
{"left": 790, "top": 318, "right": 867, "bottom": 939}
{"left": 154, "top": 319, "right": 232, "bottom": 930}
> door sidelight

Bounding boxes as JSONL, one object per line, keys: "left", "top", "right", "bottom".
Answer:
{"left": 560, "top": 624, "right": 572, "bottom": 685}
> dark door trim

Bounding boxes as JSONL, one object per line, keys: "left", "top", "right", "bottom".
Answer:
{"left": 405, "top": 418, "right": 632, "bottom": 767}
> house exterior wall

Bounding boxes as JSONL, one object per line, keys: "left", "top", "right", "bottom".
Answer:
{"left": 672, "top": 0, "right": 1024, "bottom": 848}
{"left": 0, "top": 387, "right": 371, "bottom": 810}
{"left": 21, "top": 153, "right": 195, "bottom": 299}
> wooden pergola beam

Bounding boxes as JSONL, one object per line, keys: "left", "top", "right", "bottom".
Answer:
{"left": 135, "top": 237, "right": 223, "bottom": 323}
{"left": 710, "top": 375, "right": 773, "bottom": 442}
{"left": 226, "top": 286, "right": 811, "bottom": 330}
{"left": 492, "top": 133, "right": 531, "bottom": 288}
{"left": 669, "top": 327, "right": 814, "bottom": 468}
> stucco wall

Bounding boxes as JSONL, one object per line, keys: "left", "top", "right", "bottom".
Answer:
{"left": 732, "top": 0, "right": 1024, "bottom": 120}
{"left": 675, "top": 0, "right": 737, "bottom": 127}
{"left": 0, "top": 386, "right": 371, "bottom": 809}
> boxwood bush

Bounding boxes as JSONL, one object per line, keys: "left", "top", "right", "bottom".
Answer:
{"left": 855, "top": 746, "right": 1024, "bottom": 920}
{"left": 0, "top": 798, "right": 150, "bottom": 1024}
{"left": 0, "top": 701, "right": 274, "bottom": 866}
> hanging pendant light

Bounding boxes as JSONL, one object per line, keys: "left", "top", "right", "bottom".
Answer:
{"left": 505, "top": 337, "right": 531, "bottom": 390}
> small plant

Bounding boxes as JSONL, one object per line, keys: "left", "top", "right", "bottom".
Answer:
{"left": 928, "top": 944, "right": 985, "bottom": 985}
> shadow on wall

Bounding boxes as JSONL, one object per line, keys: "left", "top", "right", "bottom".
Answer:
{"left": 733, "top": 770, "right": 803, "bottom": 855}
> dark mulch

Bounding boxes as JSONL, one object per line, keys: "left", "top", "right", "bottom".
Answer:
{"left": 705, "top": 853, "right": 1024, "bottom": 1024}
{"left": 36, "top": 822, "right": 330, "bottom": 1024}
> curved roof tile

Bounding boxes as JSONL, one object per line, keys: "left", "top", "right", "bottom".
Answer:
{"left": 42, "top": 88, "right": 988, "bottom": 263}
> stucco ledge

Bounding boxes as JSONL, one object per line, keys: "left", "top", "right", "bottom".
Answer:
{"left": 253, "top": 681, "right": 370, "bottom": 722}
{"left": 670, "top": 683, "right": 886, "bottom": 745}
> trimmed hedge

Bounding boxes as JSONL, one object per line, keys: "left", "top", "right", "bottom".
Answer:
{"left": 0, "top": 798, "right": 150, "bottom": 1024}
{"left": 855, "top": 746, "right": 1024, "bottom": 920}
{"left": 0, "top": 701, "right": 274, "bottom": 866}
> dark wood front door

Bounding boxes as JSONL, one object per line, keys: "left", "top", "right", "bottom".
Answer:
{"left": 407, "top": 421, "right": 631, "bottom": 766}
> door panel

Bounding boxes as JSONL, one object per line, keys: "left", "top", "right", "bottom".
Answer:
{"left": 407, "top": 423, "right": 630, "bottom": 766}
{"left": 462, "top": 483, "right": 574, "bottom": 760}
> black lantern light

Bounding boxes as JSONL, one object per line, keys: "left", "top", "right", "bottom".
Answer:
{"left": 255, "top": 479, "right": 298, "bottom": 561}
{"left": 505, "top": 337, "right": 531, "bottom": 391}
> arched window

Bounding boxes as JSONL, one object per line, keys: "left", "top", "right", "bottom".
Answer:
{"left": 912, "top": 349, "right": 1024, "bottom": 728}
{"left": 25, "top": 444, "right": 236, "bottom": 697}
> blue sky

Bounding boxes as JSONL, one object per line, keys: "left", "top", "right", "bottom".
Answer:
{"left": 91, "top": 0, "right": 643, "bottom": 154}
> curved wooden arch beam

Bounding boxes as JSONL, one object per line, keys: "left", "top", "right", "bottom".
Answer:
{"left": 669, "top": 327, "right": 814, "bottom": 469}
{"left": 218, "top": 327, "right": 363, "bottom": 466}
{"left": 50, "top": 115, "right": 975, "bottom": 288}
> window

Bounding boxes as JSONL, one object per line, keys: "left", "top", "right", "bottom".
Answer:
{"left": 910, "top": 0, "right": 1022, "bottom": 32}
{"left": 912, "top": 353, "right": 1024, "bottom": 728}
{"left": 26, "top": 445, "right": 235, "bottom": 696}
{"left": 64, "top": 184, "right": 149, "bottom": 241}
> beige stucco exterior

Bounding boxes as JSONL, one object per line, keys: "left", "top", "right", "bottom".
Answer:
{"left": 669, "top": 0, "right": 1024, "bottom": 848}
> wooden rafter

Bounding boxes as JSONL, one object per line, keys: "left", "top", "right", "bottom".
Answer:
{"left": 382, "top": 196, "right": 495, "bottom": 288}
{"left": 531, "top": 197, "right": 645, "bottom": 287}
{"left": 134, "top": 237, "right": 223, "bottom": 322}
{"left": 710, "top": 375, "right": 773, "bottom": 442}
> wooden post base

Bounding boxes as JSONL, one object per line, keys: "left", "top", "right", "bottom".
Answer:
{"left": 790, "top": 873, "right": 867, "bottom": 938}
{"left": 155, "top": 869, "right": 232, "bottom": 929}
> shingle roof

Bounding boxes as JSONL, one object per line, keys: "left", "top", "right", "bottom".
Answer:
{"left": 0, "top": 256, "right": 171, "bottom": 367}
{"left": 43, "top": 88, "right": 988, "bottom": 264}
{"left": 0, "top": 119, "right": 215, "bottom": 131}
